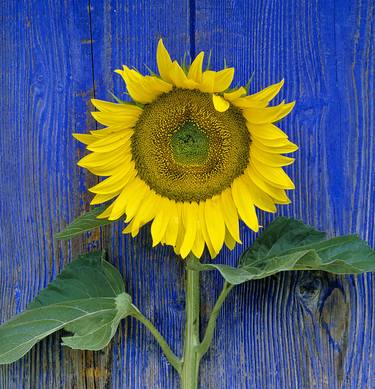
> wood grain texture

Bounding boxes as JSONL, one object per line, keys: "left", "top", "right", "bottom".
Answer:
{"left": 89, "top": 2, "right": 191, "bottom": 387}
{"left": 194, "top": 0, "right": 375, "bottom": 388}
{"left": 0, "top": 0, "right": 374, "bottom": 388}
{"left": 1, "top": 0, "right": 190, "bottom": 388}
{"left": 0, "top": 1, "right": 102, "bottom": 388}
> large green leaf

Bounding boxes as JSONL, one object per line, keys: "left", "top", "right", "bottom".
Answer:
{"left": 188, "top": 217, "right": 375, "bottom": 285}
{"left": 55, "top": 206, "right": 113, "bottom": 240}
{"left": 0, "top": 252, "right": 132, "bottom": 365}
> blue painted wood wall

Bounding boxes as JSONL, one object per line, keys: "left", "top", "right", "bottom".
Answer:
{"left": 1, "top": 1, "right": 374, "bottom": 388}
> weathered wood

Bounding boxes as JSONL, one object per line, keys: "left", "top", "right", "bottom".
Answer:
{"left": 88, "top": 1, "right": 192, "bottom": 388}
{"left": 0, "top": 1, "right": 101, "bottom": 388}
{"left": 1, "top": 0, "right": 190, "bottom": 388}
{"left": 0, "top": 0, "right": 374, "bottom": 388}
{"left": 194, "top": 0, "right": 375, "bottom": 388}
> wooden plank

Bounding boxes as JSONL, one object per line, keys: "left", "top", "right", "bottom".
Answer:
{"left": 1, "top": 0, "right": 192, "bottom": 388}
{"left": 0, "top": 1, "right": 101, "bottom": 388}
{"left": 194, "top": 0, "right": 375, "bottom": 388}
{"left": 1, "top": 1, "right": 374, "bottom": 388}
{"left": 88, "top": 1, "right": 191, "bottom": 387}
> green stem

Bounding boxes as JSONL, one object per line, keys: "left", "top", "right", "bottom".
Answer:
{"left": 130, "top": 257, "right": 234, "bottom": 389}
{"left": 197, "top": 281, "right": 233, "bottom": 357}
{"left": 181, "top": 259, "right": 201, "bottom": 389}
{"left": 131, "top": 306, "right": 182, "bottom": 374}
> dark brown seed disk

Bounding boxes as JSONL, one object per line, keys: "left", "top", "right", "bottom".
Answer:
{"left": 131, "top": 88, "right": 250, "bottom": 201}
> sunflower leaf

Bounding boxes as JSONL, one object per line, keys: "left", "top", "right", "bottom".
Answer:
{"left": 0, "top": 252, "right": 133, "bottom": 365}
{"left": 188, "top": 217, "right": 375, "bottom": 285}
{"left": 55, "top": 206, "right": 112, "bottom": 240}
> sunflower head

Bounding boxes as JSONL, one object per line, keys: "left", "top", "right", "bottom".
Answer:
{"left": 74, "top": 39, "right": 298, "bottom": 259}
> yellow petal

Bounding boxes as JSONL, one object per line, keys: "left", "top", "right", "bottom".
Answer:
{"left": 212, "top": 94, "right": 230, "bottom": 112}
{"left": 199, "top": 70, "right": 216, "bottom": 93}
{"left": 90, "top": 192, "right": 120, "bottom": 206}
{"left": 231, "top": 177, "right": 259, "bottom": 232}
{"left": 224, "top": 229, "right": 237, "bottom": 250}
{"left": 169, "top": 61, "right": 198, "bottom": 89}
{"left": 124, "top": 180, "right": 149, "bottom": 223}
{"left": 73, "top": 133, "right": 97, "bottom": 145}
{"left": 213, "top": 68, "right": 234, "bottom": 92}
{"left": 91, "top": 110, "right": 141, "bottom": 128}
{"left": 87, "top": 131, "right": 131, "bottom": 146}
{"left": 115, "top": 66, "right": 172, "bottom": 104}
{"left": 247, "top": 79, "right": 284, "bottom": 105}
{"left": 91, "top": 99, "right": 139, "bottom": 113}
{"left": 232, "top": 80, "right": 284, "bottom": 108}
{"left": 89, "top": 164, "right": 135, "bottom": 195}
{"left": 173, "top": 203, "right": 185, "bottom": 255}
{"left": 223, "top": 87, "right": 247, "bottom": 101}
{"left": 199, "top": 202, "right": 218, "bottom": 259}
{"left": 77, "top": 150, "right": 126, "bottom": 169}
{"left": 107, "top": 187, "right": 129, "bottom": 220}
{"left": 199, "top": 68, "right": 235, "bottom": 93}
{"left": 252, "top": 138, "right": 299, "bottom": 153}
{"left": 164, "top": 200, "right": 180, "bottom": 247}
{"left": 173, "top": 245, "right": 181, "bottom": 256}
{"left": 87, "top": 133, "right": 132, "bottom": 153}
{"left": 85, "top": 157, "right": 134, "bottom": 177}
{"left": 97, "top": 203, "right": 115, "bottom": 219}
{"left": 219, "top": 189, "right": 241, "bottom": 243}
{"left": 187, "top": 52, "right": 204, "bottom": 83}
{"left": 122, "top": 219, "right": 140, "bottom": 237}
{"left": 251, "top": 144, "right": 295, "bottom": 167}
{"left": 243, "top": 101, "right": 295, "bottom": 124}
{"left": 204, "top": 197, "right": 225, "bottom": 254}
{"left": 151, "top": 198, "right": 172, "bottom": 247}
{"left": 247, "top": 166, "right": 291, "bottom": 204}
{"left": 157, "top": 39, "right": 173, "bottom": 83}
{"left": 128, "top": 190, "right": 160, "bottom": 231}
{"left": 247, "top": 123, "right": 288, "bottom": 140}
{"left": 180, "top": 202, "right": 198, "bottom": 258}
{"left": 108, "top": 177, "right": 143, "bottom": 220}
{"left": 241, "top": 172, "right": 276, "bottom": 213}
{"left": 251, "top": 161, "right": 295, "bottom": 189}
{"left": 88, "top": 124, "right": 132, "bottom": 138}
{"left": 192, "top": 225, "right": 205, "bottom": 259}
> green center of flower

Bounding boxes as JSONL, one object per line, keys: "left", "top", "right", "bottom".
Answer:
{"left": 132, "top": 88, "right": 250, "bottom": 201}
{"left": 170, "top": 122, "right": 209, "bottom": 165}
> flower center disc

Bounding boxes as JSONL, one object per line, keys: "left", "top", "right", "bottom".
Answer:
{"left": 170, "top": 122, "right": 209, "bottom": 165}
{"left": 132, "top": 88, "right": 250, "bottom": 201}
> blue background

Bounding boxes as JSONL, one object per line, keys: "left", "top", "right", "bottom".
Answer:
{"left": 0, "top": 0, "right": 374, "bottom": 388}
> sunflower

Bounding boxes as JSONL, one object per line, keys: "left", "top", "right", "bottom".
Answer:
{"left": 74, "top": 39, "right": 297, "bottom": 259}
